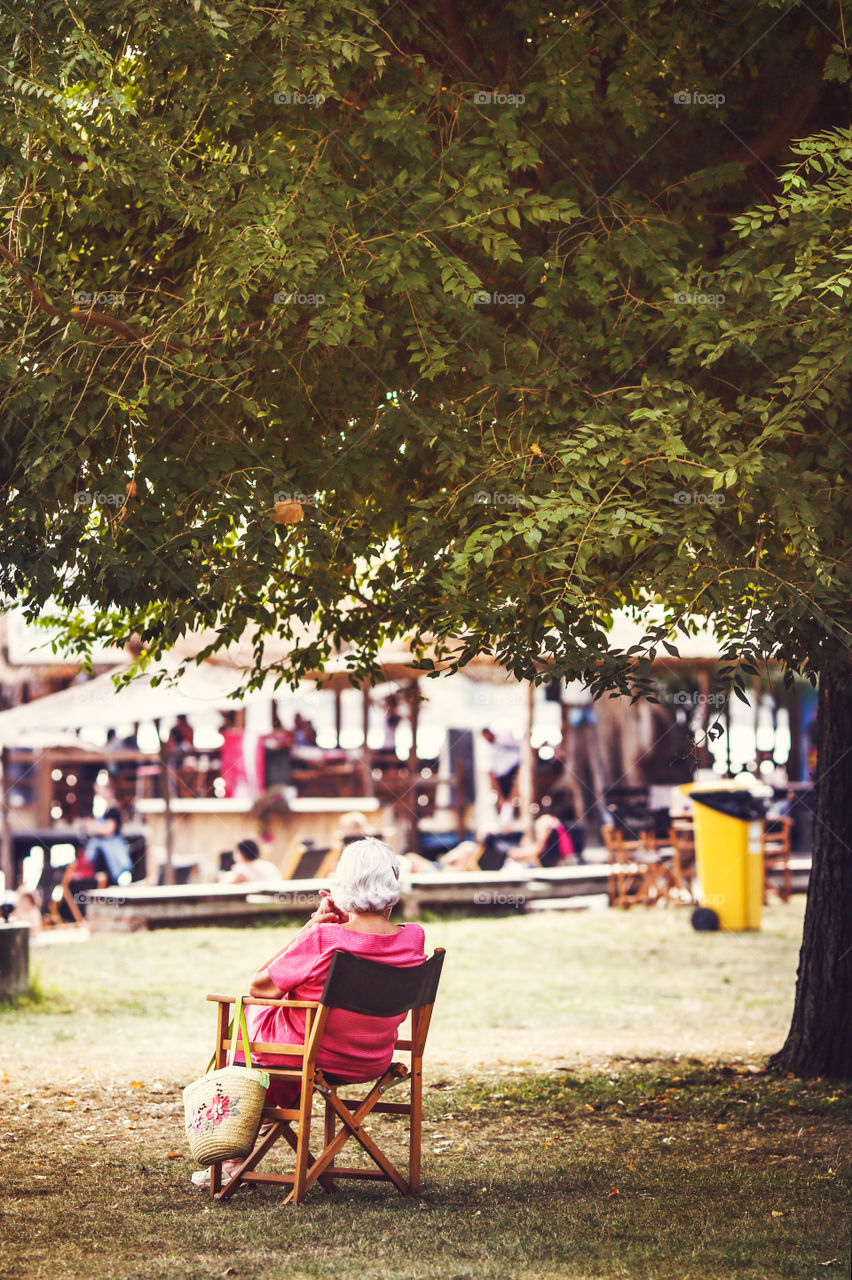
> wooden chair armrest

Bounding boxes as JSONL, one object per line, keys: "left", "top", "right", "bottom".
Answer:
{"left": 206, "top": 994, "right": 320, "bottom": 1010}
{"left": 243, "top": 998, "right": 320, "bottom": 1009}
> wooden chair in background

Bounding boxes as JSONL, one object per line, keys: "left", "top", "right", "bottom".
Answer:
{"left": 279, "top": 840, "right": 339, "bottom": 880}
{"left": 603, "top": 826, "right": 676, "bottom": 909}
{"left": 667, "top": 818, "right": 698, "bottom": 902}
{"left": 762, "top": 816, "right": 793, "bottom": 902}
{"left": 204, "top": 947, "right": 445, "bottom": 1204}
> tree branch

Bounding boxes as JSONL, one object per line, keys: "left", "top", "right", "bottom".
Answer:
{"left": 0, "top": 244, "right": 181, "bottom": 352}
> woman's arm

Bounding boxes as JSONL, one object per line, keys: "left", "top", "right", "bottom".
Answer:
{"left": 248, "top": 895, "right": 344, "bottom": 997}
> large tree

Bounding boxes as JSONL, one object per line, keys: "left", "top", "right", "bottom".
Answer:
{"left": 1, "top": 2, "right": 850, "bottom": 1075}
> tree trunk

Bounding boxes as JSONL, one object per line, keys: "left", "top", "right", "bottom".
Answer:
{"left": 769, "top": 666, "right": 852, "bottom": 1079}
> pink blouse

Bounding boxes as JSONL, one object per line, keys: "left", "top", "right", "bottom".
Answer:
{"left": 246, "top": 922, "right": 427, "bottom": 1080}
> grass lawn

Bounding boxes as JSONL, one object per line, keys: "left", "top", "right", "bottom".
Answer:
{"left": 1, "top": 901, "right": 849, "bottom": 1278}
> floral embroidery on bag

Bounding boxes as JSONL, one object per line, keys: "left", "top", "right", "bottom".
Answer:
{"left": 188, "top": 1084, "right": 240, "bottom": 1134}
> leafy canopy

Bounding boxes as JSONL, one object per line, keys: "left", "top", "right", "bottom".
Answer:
{"left": 1, "top": 1, "right": 850, "bottom": 689}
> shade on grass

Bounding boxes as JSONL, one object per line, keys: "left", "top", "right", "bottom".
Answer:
{"left": 0, "top": 1067, "right": 848, "bottom": 1279}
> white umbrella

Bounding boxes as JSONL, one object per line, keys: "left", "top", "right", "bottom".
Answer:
{"left": 0, "top": 654, "right": 272, "bottom": 746}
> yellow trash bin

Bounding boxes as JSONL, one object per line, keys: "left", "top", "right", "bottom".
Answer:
{"left": 684, "top": 785, "right": 767, "bottom": 931}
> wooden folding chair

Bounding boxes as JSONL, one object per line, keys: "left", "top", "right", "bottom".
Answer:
{"left": 204, "top": 947, "right": 445, "bottom": 1205}
{"left": 603, "top": 826, "right": 675, "bottom": 909}
{"left": 762, "top": 816, "right": 793, "bottom": 903}
{"left": 603, "top": 825, "right": 641, "bottom": 908}
{"left": 667, "top": 818, "right": 698, "bottom": 902}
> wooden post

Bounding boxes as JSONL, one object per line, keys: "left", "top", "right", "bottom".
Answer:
{"left": 35, "top": 751, "right": 52, "bottom": 826}
{"left": 0, "top": 747, "right": 15, "bottom": 893}
{"left": 155, "top": 719, "right": 175, "bottom": 886}
{"left": 558, "top": 700, "right": 585, "bottom": 825}
{"left": 334, "top": 687, "right": 342, "bottom": 748}
{"left": 405, "top": 681, "right": 422, "bottom": 853}
{"left": 583, "top": 709, "right": 609, "bottom": 842}
{"left": 360, "top": 685, "right": 374, "bottom": 797}
{"left": 518, "top": 681, "right": 535, "bottom": 841}
{"left": 724, "top": 696, "right": 733, "bottom": 777}
{"left": 695, "top": 667, "right": 714, "bottom": 769}
{"left": 407, "top": 680, "right": 420, "bottom": 771}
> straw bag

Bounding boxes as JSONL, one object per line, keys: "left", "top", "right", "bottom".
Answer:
{"left": 183, "top": 996, "right": 270, "bottom": 1166}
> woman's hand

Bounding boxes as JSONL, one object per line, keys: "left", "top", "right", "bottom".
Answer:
{"left": 309, "top": 891, "right": 349, "bottom": 927}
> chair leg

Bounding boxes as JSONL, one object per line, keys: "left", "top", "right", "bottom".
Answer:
{"left": 216, "top": 1121, "right": 285, "bottom": 1201}
{"left": 276, "top": 1118, "right": 336, "bottom": 1194}
{"left": 289, "top": 1076, "right": 407, "bottom": 1200}
{"left": 409, "top": 1063, "right": 423, "bottom": 1194}
{"left": 290, "top": 1085, "right": 314, "bottom": 1205}
{"left": 324, "top": 1100, "right": 336, "bottom": 1169}
{"left": 321, "top": 1090, "right": 410, "bottom": 1195}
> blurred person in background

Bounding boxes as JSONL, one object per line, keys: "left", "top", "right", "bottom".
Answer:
{"left": 82, "top": 781, "right": 132, "bottom": 887}
{"left": 221, "top": 839, "right": 282, "bottom": 883}
{"left": 481, "top": 728, "right": 521, "bottom": 827}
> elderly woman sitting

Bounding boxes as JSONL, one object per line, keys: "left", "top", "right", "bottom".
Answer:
{"left": 192, "top": 837, "right": 425, "bottom": 1186}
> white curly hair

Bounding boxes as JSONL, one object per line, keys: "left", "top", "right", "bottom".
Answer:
{"left": 331, "top": 837, "right": 401, "bottom": 914}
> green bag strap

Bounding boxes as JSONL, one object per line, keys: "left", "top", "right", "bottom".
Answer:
{"left": 205, "top": 996, "right": 254, "bottom": 1073}
{"left": 227, "top": 996, "right": 254, "bottom": 1069}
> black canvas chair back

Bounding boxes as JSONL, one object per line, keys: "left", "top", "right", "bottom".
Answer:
{"left": 538, "top": 827, "right": 562, "bottom": 867}
{"left": 321, "top": 948, "right": 445, "bottom": 1018}
{"left": 478, "top": 834, "right": 508, "bottom": 871}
